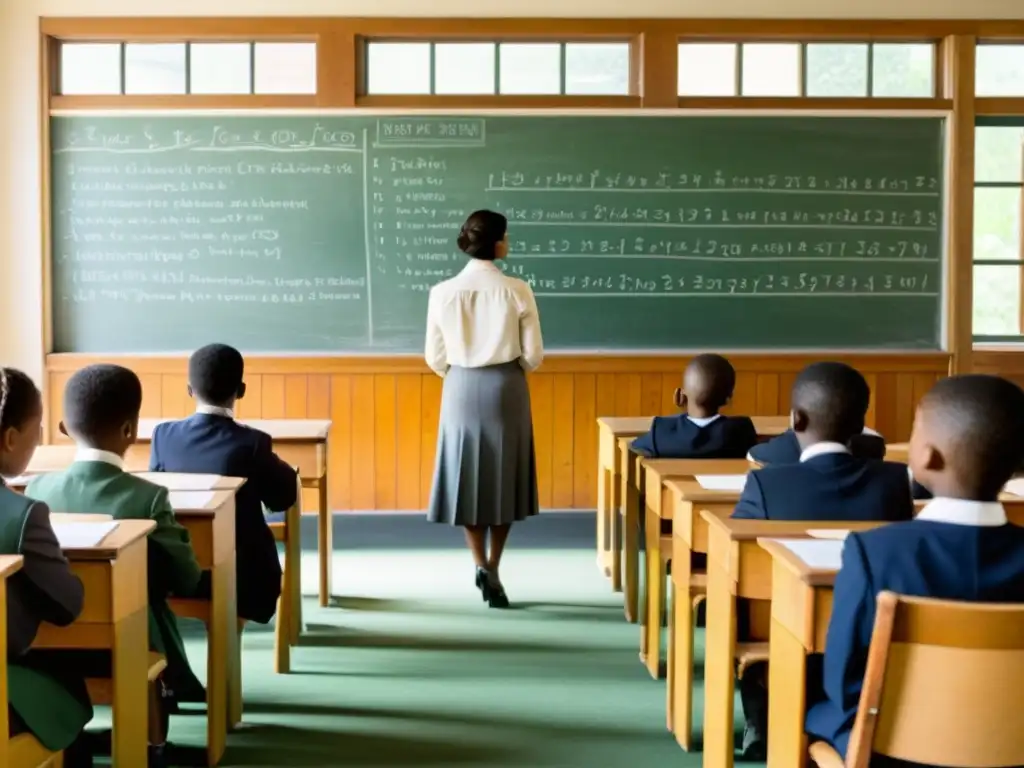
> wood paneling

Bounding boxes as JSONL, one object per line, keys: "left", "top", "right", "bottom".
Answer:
{"left": 44, "top": 353, "right": 949, "bottom": 512}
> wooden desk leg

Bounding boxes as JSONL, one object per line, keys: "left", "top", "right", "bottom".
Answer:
{"left": 670, "top": 551, "right": 695, "bottom": 748}
{"left": 766, "top": 618, "right": 809, "bottom": 768}
{"left": 702, "top": 561, "right": 738, "bottom": 768}
{"left": 317, "top": 473, "right": 332, "bottom": 608}
{"left": 205, "top": 559, "right": 230, "bottom": 766}
{"left": 227, "top": 552, "right": 242, "bottom": 730}
{"left": 596, "top": 465, "right": 612, "bottom": 579}
{"left": 642, "top": 507, "right": 664, "bottom": 679}
{"left": 111, "top": 608, "right": 149, "bottom": 767}
{"left": 623, "top": 475, "right": 640, "bottom": 623}
{"left": 610, "top": 468, "right": 623, "bottom": 593}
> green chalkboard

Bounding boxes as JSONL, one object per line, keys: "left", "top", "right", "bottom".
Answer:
{"left": 50, "top": 114, "right": 945, "bottom": 353}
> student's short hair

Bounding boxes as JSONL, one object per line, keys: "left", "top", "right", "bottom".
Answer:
{"left": 687, "top": 354, "right": 736, "bottom": 392}
{"left": 791, "top": 362, "right": 870, "bottom": 440}
{"left": 921, "top": 374, "right": 1024, "bottom": 496}
{"left": 0, "top": 368, "right": 42, "bottom": 433}
{"left": 189, "top": 344, "right": 244, "bottom": 406}
{"left": 63, "top": 364, "right": 143, "bottom": 439}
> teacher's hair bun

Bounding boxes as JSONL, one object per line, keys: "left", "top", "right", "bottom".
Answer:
{"left": 456, "top": 223, "right": 480, "bottom": 256}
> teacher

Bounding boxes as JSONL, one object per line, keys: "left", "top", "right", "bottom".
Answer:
{"left": 425, "top": 209, "right": 544, "bottom": 609}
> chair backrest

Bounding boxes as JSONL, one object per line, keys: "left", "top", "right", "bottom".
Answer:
{"left": 848, "top": 591, "right": 1024, "bottom": 768}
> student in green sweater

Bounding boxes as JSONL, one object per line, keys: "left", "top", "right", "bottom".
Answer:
{"left": 27, "top": 364, "right": 203, "bottom": 766}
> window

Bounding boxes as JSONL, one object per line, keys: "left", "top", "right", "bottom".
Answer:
{"left": 976, "top": 44, "right": 1024, "bottom": 97}
{"left": 678, "top": 40, "right": 935, "bottom": 98}
{"left": 363, "top": 40, "right": 630, "bottom": 95}
{"left": 57, "top": 41, "right": 317, "bottom": 95}
{"left": 973, "top": 121, "right": 1024, "bottom": 338}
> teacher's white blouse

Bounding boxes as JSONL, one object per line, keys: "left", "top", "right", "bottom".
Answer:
{"left": 424, "top": 259, "right": 544, "bottom": 376}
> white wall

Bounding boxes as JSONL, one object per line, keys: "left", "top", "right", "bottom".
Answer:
{"left": 4, "top": 0, "right": 1024, "bottom": 382}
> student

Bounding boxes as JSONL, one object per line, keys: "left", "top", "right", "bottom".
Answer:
{"left": 733, "top": 362, "right": 915, "bottom": 523}
{"left": 630, "top": 354, "right": 758, "bottom": 459}
{"left": 748, "top": 425, "right": 886, "bottom": 464}
{"left": 0, "top": 368, "right": 93, "bottom": 766}
{"left": 731, "top": 362, "right": 914, "bottom": 760}
{"left": 806, "top": 374, "right": 1024, "bottom": 759}
{"left": 149, "top": 343, "right": 297, "bottom": 624}
{"left": 26, "top": 364, "right": 203, "bottom": 765}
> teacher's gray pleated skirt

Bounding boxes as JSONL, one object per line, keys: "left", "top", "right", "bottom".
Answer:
{"left": 427, "top": 361, "right": 540, "bottom": 527}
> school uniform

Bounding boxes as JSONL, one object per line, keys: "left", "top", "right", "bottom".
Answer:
{"left": 26, "top": 449, "right": 205, "bottom": 702}
{"left": 748, "top": 428, "right": 886, "bottom": 465}
{"left": 150, "top": 406, "right": 296, "bottom": 624}
{"left": 806, "top": 499, "right": 1024, "bottom": 760}
{"left": 630, "top": 414, "right": 758, "bottom": 459}
{"left": 0, "top": 481, "right": 92, "bottom": 752}
{"left": 732, "top": 443, "right": 915, "bottom": 522}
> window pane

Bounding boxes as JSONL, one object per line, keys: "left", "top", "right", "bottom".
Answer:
{"left": 805, "top": 43, "right": 868, "bottom": 97}
{"left": 973, "top": 264, "right": 1022, "bottom": 335}
{"left": 871, "top": 43, "right": 934, "bottom": 97}
{"left": 254, "top": 42, "right": 316, "bottom": 94}
{"left": 366, "top": 42, "right": 430, "bottom": 94}
{"left": 499, "top": 43, "right": 561, "bottom": 95}
{"left": 974, "top": 187, "right": 1022, "bottom": 262}
{"left": 741, "top": 43, "right": 800, "bottom": 97}
{"left": 124, "top": 43, "right": 185, "bottom": 95}
{"left": 60, "top": 43, "right": 121, "bottom": 95}
{"left": 977, "top": 44, "right": 1024, "bottom": 97}
{"left": 976, "top": 126, "right": 1024, "bottom": 183}
{"left": 678, "top": 43, "right": 736, "bottom": 96}
{"left": 565, "top": 42, "right": 630, "bottom": 95}
{"left": 434, "top": 43, "right": 495, "bottom": 95}
{"left": 190, "top": 43, "right": 251, "bottom": 94}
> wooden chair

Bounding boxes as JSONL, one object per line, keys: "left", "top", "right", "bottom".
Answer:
{"left": 0, "top": 555, "right": 64, "bottom": 767}
{"left": 809, "top": 591, "right": 1024, "bottom": 768}
{"left": 268, "top": 473, "right": 303, "bottom": 674}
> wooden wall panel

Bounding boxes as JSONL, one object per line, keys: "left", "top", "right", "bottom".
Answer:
{"left": 44, "top": 353, "right": 950, "bottom": 512}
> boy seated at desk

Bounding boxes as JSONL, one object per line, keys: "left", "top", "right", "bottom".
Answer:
{"left": 806, "top": 374, "right": 1024, "bottom": 761}
{"left": 26, "top": 364, "right": 203, "bottom": 766}
{"left": 630, "top": 353, "right": 758, "bottom": 459}
{"left": 731, "top": 362, "right": 915, "bottom": 760}
{"left": 149, "top": 343, "right": 297, "bottom": 626}
{"left": 0, "top": 368, "right": 92, "bottom": 767}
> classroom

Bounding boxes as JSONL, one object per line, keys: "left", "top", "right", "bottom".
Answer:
{"left": 2, "top": 0, "right": 1024, "bottom": 765}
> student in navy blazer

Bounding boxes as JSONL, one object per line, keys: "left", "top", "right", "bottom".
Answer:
{"left": 748, "top": 427, "right": 886, "bottom": 465}
{"left": 730, "top": 362, "right": 914, "bottom": 760}
{"left": 631, "top": 354, "right": 758, "bottom": 459}
{"left": 806, "top": 374, "right": 1024, "bottom": 761}
{"left": 149, "top": 344, "right": 298, "bottom": 624}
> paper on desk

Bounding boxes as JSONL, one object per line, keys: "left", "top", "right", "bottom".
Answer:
{"left": 695, "top": 474, "right": 747, "bottom": 491}
{"left": 806, "top": 529, "right": 850, "bottom": 541}
{"left": 769, "top": 538, "right": 844, "bottom": 570}
{"left": 53, "top": 522, "right": 118, "bottom": 549}
{"left": 168, "top": 490, "right": 216, "bottom": 509}
{"left": 1004, "top": 478, "right": 1024, "bottom": 498}
{"left": 135, "top": 473, "right": 223, "bottom": 491}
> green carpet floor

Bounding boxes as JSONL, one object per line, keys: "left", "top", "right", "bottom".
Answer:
{"left": 97, "top": 549, "right": 753, "bottom": 767}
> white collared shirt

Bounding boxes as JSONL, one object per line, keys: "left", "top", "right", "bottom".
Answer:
{"left": 424, "top": 259, "right": 544, "bottom": 376}
{"left": 687, "top": 414, "right": 722, "bottom": 428}
{"left": 800, "top": 441, "right": 851, "bottom": 462}
{"left": 915, "top": 497, "right": 1007, "bottom": 527}
{"left": 196, "top": 404, "right": 234, "bottom": 418}
{"left": 74, "top": 447, "right": 124, "bottom": 470}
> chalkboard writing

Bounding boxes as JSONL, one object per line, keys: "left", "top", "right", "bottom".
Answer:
{"left": 50, "top": 115, "right": 945, "bottom": 352}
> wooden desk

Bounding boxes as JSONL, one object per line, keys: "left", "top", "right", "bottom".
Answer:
{"left": 615, "top": 415, "right": 787, "bottom": 623}
{"left": 168, "top": 489, "right": 239, "bottom": 767}
{"left": 885, "top": 442, "right": 909, "bottom": 463}
{"left": 132, "top": 418, "right": 333, "bottom": 607}
{"left": 34, "top": 520, "right": 156, "bottom": 767}
{"left": 640, "top": 460, "right": 752, "bottom": 680}
{"left": 664, "top": 480, "right": 743, "bottom": 748}
{"left": 700, "top": 519, "right": 881, "bottom": 768}
{"left": 596, "top": 417, "right": 653, "bottom": 591}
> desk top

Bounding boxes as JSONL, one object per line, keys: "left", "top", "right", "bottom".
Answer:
{"left": 641, "top": 458, "right": 752, "bottom": 478}
{"left": 137, "top": 418, "right": 331, "bottom": 442}
{"left": 134, "top": 473, "right": 246, "bottom": 492}
{"left": 63, "top": 519, "right": 155, "bottom": 560}
{"left": 0, "top": 555, "right": 23, "bottom": 579}
{"left": 168, "top": 489, "right": 236, "bottom": 515}
{"left": 758, "top": 538, "right": 839, "bottom": 587}
{"left": 663, "top": 478, "right": 744, "bottom": 504}
{"left": 703, "top": 514, "right": 882, "bottom": 542}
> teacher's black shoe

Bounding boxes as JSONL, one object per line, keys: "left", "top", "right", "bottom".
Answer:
{"left": 487, "top": 584, "right": 510, "bottom": 609}
{"left": 475, "top": 567, "right": 492, "bottom": 602}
